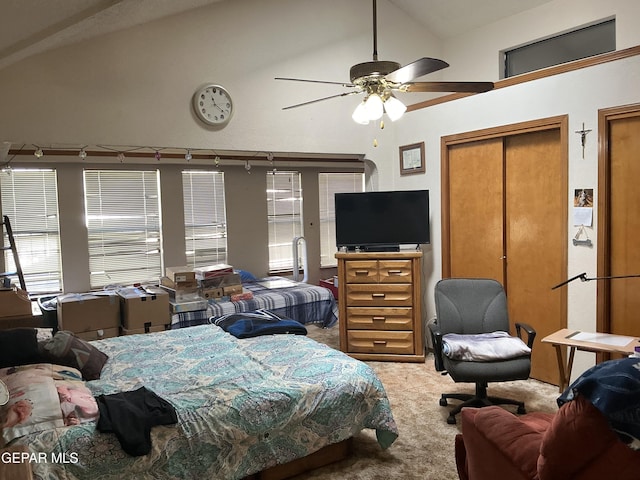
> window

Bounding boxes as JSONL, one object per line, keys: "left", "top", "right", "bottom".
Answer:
{"left": 84, "top": 170, "right": 162, "bottom": 289}
{"left": 318, "top": 172, "right": 364, "bottom": 267}
{"left": 1, "top": 168, "right": 62, "bottom": 293}
{"left": 182, "top": 170, "right": 227, "bottom": 268}
{"left": 266, "top": 171, "right": 303, "bottom": 272}
{"left": 504, "top": 19, "right": 615, "bottom": 78}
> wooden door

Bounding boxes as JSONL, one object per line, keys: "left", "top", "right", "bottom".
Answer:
{"left": 504, "top": 130, "right": 566, "bottom": 383}
{"left": 447, "top": 138, "right": 504, "bottom": 282}
{"left": 443, "top": 117, "right": 567, "bottom": 384}
{"left": 599, "top": 107, "right": 640, "bottom": 338}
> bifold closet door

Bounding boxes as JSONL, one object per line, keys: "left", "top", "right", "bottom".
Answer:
{"left": 446, "top": 138, "right": 505, "bottom": 282}
{"left": 504, "top": 129, "right": 565, "bottom": 384}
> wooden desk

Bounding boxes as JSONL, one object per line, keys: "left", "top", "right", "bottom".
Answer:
{"left": 541, "top": 328, "right": 640, "bottom": 392}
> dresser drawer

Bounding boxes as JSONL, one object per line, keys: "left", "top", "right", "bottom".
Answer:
{"left": 344, "top": 260, "right": 378, "bottom": 283}
{"left": 347, "top": 330, "right": 415, "bottom": 355}
{"left": 346, "top": 307, "right": 413, "bottom": 330}
{"left": 346, "top": 284, "right": 413, "bottom": 306}
{"left": 378, "top": 260, "right": 413, "bottom": 283}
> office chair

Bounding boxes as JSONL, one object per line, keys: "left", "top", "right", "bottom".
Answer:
{"left": 429, "top": 278, "right": 536, "bottom": 424}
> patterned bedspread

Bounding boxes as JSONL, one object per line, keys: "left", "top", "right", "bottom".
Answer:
{"left": 19, "top": 325, "right": 397, "bottom": 480}
{"left": 170, "top": 277, "right": 339, "bottom": 329}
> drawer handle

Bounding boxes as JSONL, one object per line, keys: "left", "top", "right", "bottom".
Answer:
{"left": 387, "top": 270, "right": 403, "bottom": 275}
{"left": 372, "top": 316, "right": 386, "bottom": 321}
{"left": 371, "top": 293, "right": 386, "bottom": 298}
{"left": 355, "top": 270, "right": 370, "bottom": 275}
{"left": 373, "top": 340, "right": 387, "bottom": 345}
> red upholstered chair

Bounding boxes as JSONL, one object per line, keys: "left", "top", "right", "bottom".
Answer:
{"left": 455, "top": 395, "right": 640, "bottom": 480}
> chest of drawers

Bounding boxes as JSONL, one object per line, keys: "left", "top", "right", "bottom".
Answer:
{"left": 336, "top": 251, "right": 424, "bottom": 362}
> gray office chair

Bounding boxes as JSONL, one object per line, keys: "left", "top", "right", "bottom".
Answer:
{"left": 428, "top": 278, "right": 536, "bottom": 424}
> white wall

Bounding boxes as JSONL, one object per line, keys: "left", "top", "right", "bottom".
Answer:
{"left": 1, "top": 0, "right": 639, "bottom": 379}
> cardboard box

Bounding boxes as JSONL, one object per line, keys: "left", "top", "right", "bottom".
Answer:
{"left": 200, "top": 287, "right": 224, "bottom": 300}
{"left": 0, "top": 287, "right": 32, "bottom": 318}
{"left": 223, "top": 284, "right": 243, "bottom": 296}
{"left": 57, "top": 292, "right": 121, "bottom": 333}
{"left": 170, "top": 299, "right": 209, "bottom": 313}
{"left": 194, "top": 264, "right": 234, "bottom": 280}
{"left": 117, "top": 286, "right": 170, "bottom": 330}
{"left": 164, "top": 267, "right": 196, "bottom": 284}
{"left": 74, "top": 327, "right": 120, "bottom": 341}
{"left": 159, "top": 285, "right": 201, "bottom": 302}
{"left": 120, "top": 324, "right": 168, "bottom": 335}
{"left": 198, "top": 273, "right": 242, "bottom": 289}
{"left": 160, "top": 276, "right": 198, "bottom": 290}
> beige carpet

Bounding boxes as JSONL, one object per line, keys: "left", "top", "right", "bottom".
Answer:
{"left": 295, "top": 324, "right": 561, "bottom": 480}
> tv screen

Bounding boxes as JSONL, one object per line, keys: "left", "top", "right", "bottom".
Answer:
{"left": 335, "top": 190, "right": 430, "bottom": 250}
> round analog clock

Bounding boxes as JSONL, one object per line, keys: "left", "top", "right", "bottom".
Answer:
{"left": 193, "top": 84, "right": 233, "bottom": 126}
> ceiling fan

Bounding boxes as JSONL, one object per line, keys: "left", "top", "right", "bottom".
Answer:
{"left": 276, "top": 0, "right": 494, "bottom": 125}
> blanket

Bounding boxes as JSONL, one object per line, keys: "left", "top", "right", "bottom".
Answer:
{"left": 212, "top": 309, "right": 308, "bottom": 338}
{"left": 442, "top": 331, "right": 531, "bottom": 361}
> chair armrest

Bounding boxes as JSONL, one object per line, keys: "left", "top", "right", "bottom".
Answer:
{"left": 428, "top": 321, "right": 446, "bottom": 372}
{"left": 515, "top": 322, "right": 536, "bottom": 348}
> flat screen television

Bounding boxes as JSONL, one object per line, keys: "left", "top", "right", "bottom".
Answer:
{"left": 335, "top": 190, "right": 430, "bottom": 251}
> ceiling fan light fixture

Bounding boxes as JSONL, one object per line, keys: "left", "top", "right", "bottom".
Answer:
{"left": 384, "top": 94, "right": 406, "bottom": 122}
{"left": 364, "top": 93, "right": 384, "bottom": 120}
{"left": 352, "top": 101, "right": 370, "bottom": 125}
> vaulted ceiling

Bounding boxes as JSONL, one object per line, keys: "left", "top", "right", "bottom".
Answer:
{"left": 0, "top": 0, "right": 553, "bottom": 71}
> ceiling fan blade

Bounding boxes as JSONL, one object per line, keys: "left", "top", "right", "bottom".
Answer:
{"left": 282, "top": 91, "right": 361, "bottom": 110}
{"left": 385, "top": 57, "right": 449, "bottom": 84}
{"left": 275, "top": 77, "right": 355, "bottom": 88}
{"left": 404, "top": 81, "right": 494, "bottom": 93}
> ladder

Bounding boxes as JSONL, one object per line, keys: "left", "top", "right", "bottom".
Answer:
{"left": 1, "top": 215, "right": 26, "bottom": 291}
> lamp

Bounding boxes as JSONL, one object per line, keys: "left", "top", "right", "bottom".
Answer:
{"left": 34, "top": 147, "right": 44, "bottom": 158}
{"left": 352, "top": 90, "right": 407, "bottom": 125}
{"left": 384, "top": 94, "right": 407, "bottom": 122}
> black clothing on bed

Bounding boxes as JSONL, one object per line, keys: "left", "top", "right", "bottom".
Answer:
{"left": 96, "top": 386, "right": 177, "bottom": 456}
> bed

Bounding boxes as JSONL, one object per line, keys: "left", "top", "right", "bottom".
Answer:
{"left": 170, "top": 277, "right": 339, "bottom": 329}
{"left": 0, "top": 324, "right": 398, "bottom": 480}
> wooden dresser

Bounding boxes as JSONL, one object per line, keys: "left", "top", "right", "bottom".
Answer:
{"left": 336, "top": 251, "right": 424, "bottom": 362}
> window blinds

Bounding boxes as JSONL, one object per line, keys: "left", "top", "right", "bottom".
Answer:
{"left": 266, "top": 171, "right": 303, "bottom": 272}
{"left": 83, "top": 170, "right": 162, "bottom": 289}
{"left": 1, "top": 169, "right": 62, "bottom": 293}
{"left": 318, "top": 172, "right": 364, "bottom": 267}
{"left": 182, "top": 170, "right": 228, "bottom": 268}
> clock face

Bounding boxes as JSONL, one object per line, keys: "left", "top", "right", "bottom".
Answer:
{"left": 193, "top": 84, "right": 233, "bottom": 126}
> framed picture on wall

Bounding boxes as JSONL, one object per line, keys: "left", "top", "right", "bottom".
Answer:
{"left": 399, "top": 142, "right": 425, "bottom": 175}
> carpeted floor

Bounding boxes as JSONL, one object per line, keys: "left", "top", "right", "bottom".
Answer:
{"left": 296, "top": 324, "right": 561, "bottom": 480}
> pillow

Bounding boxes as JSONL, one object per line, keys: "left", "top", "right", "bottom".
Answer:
{"left": 0, "top": 363, "right": 99, "bottom": 445}
{"left": 40, "top": 331, "right": 108, "bottom": 380}
{"left": 442, "top": 331, "right": 531, "bottom": 361}
{"left": 0, "top": 328, "right": 42, "bottom": 368}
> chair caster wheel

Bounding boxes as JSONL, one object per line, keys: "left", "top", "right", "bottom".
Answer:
{"left": 447, "top": 415, "right": 457, "bottom": 425}
{"left": 517, "top": 406, "right": 526, "bottom": 414}
{"left": 439, "top": 398, "right": 448, "bottom": 407}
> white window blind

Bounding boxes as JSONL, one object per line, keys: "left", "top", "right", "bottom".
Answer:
{"left": 318, "top": 172, "right": 364, "bottom": 267}
{"left": 84, "top": 170, "right": 162, "bottom": 289}
{"left": 182, "top": 170, "right": 228, "bottom": 268}
{"left": 267, "top": 171, "right": 303, "bottom": 272}
{"left": 1, "top": 169, "right": 62, "bottom": 293}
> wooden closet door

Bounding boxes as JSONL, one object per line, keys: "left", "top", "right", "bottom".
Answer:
{"left": 446, "top": 138, "right": 505, "bottom": 282}
{"left": 608, "top": 115, "right": 640, "bottom": 337}
{"left": 504, "top": 129, "right": 566, "bottom": 384}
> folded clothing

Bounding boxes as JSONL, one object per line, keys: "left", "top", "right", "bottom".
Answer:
{"left": 96, "top": 386, "right": 177, "bottom": 456}
{"left": 212, "top": 309, "right": 307, "bottom": 339}
{"left": 442, "top": 331, "right": 531, "bottom": 361}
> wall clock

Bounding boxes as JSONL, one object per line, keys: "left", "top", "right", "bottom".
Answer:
{"left": 192, "top": 84, "right": 233, "bottom": 126}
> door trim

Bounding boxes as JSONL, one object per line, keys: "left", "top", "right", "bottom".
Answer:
{"left": 597, "top": 103, "right": 640, "bottom": 334}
